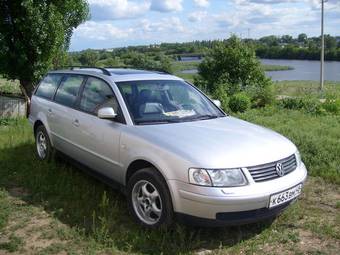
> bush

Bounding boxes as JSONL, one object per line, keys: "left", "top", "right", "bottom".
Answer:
{"left": 278, "top": 97, "right": 325, "bottom": 115}
{"left": 279, "top": 97, "right": 306, "bottom": 110}
{"left": 211, "top": 83, "right": 229, "bottom": 111}
{"left": 228, "top": 93, "right": 251, "bottom": 113}
{"left": 195, "top": 35, "right": 274, "bottom": 108}
{"left": 245, "top": 85, "right": 274, "bottom": 107}
{"left": 322, "top": 99, "right": 340, "bottom": 114}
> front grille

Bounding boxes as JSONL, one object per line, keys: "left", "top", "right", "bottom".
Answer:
{"left": 247, "top": 154, "right": 297, "bottom": 182}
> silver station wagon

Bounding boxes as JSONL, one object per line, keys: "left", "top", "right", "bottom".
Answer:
{"left": 29, "top": 67, "right": 308, "bottom": 228}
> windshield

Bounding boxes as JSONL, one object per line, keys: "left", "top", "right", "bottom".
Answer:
{"left": 116, "top": 80, "right": 225, "bottom": 125}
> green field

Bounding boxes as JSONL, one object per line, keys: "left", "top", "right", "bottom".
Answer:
{"left": 0, "top": 105, "right": 339, "bottom": 254}
{"left": 274, "top": 80, "right": 340, "bottom": 98}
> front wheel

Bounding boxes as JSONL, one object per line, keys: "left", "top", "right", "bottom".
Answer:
{"left": 127, "top": 168, "right": 173, "bottom": 228}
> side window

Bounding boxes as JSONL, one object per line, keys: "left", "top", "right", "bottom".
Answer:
{"left": 54, "top": 75, "right": 84, "bottom": 107}
{"left": 35, "top": 74, "right": 62, "bottom": 100}
{"left": 79, "top": 77, "right": 123, "bottom": 122}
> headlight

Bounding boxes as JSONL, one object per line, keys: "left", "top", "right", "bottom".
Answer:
{"left": 189, "top": 168, "right": 247, "bottom": 187}
{"left": 188, "top": 168, "right": 212, "bottom": 186}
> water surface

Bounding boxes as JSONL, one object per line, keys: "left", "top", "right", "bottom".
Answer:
{"left": 180, "top": 59, "right": 340, "bottom": 81}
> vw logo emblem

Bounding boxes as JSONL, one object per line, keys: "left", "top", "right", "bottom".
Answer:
{"left": 276, "top": 163, "right": 285, "bottom": 177}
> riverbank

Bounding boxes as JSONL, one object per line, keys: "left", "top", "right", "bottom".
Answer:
{"left": 262, "top": 64, "right": 294, "bottom": 71}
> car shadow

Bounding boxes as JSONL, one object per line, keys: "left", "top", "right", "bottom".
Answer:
{"left": 0, "top": 143, "right": 275, "bottom": 254}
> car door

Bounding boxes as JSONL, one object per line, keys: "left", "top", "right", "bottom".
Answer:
{"left": 48, "top": 74, "right": 86, "bottom": 157}
{"left": 69, "top": 76, "right": 125, "bottom": 183}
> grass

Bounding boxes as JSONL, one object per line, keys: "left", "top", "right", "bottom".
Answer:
{"left": 0, "top": 105, "right": 339, "bottom": 254}
{"left": 262, "top": 64, "right": 294, "bottom": 71}
{"left": 171, "top": 61, "right": 200, "bottom": 74}
{"left": 274, "top": 80, "right": 340, "bottom": 98}
{"left": 237, "top": 107, "right": 340, "bottom": 184}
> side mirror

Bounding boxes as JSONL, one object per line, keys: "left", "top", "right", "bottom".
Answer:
{"left": 212, "top": 99, "right": 221, "bottom": 108}
{"left": 98, "top": 107, "right": 117, "bottom": 119}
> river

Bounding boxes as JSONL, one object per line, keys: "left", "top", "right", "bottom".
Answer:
{"left": 181, "top": 59, "right": 340, "bottom": 81}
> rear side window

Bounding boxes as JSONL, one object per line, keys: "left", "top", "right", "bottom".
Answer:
{"left": 54, "top": 75, "right": 84, "bottom": 107}
{"left": 35, "top": 74, "right": 62, "bottom": 99}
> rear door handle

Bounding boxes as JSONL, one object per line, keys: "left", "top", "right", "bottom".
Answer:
{"left": 73, "top": 119, "right": 80, "bottom": 127}
{"left": 47, "top": 108, "right": 53, "bottom": 116}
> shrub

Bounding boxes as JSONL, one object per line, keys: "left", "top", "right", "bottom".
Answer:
{"left": 228, "top": 93, "right": 251, "bottom": 113}
{"left": 279, "top": 97, "right": 305, "bottom": 110}
{"left": 278, "top": 97, "right": 325, "bottom": 115}
{"left": 195, "top": 35, "right": 274, "bottom": 107}
{"left": 211, "top": 83, "right": 229, "bottom": 111}
{"left": 322, "top": 99, "right": 340, "bottom": 114}
{"left": 245, "top": 85, "right": 274, "bottom": 107}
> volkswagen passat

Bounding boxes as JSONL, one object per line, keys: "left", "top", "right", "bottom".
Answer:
{"left": 29, "top": 67, "right": 307, "bottom": 228}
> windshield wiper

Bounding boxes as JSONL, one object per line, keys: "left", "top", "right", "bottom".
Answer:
{"left": 190, "top": 114, "right": 219, "bottom": 121}
{"left": 135, "top": 119, "right": 179, "bottom": 125}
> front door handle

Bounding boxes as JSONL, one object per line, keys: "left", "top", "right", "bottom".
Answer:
{"left": 73, "top": 119, "right": 80, "bottom": 127}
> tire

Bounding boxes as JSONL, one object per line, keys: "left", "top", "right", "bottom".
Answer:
{"left": 127, "top": 168, "right": 174, "bottom": 228}
{"left": 35, "top": 125, "right": 54, "bottom": 161}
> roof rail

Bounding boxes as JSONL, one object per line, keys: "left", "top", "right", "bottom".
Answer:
{"left": 65, "top": 66, "right": 112, "bottom": 76}
{"left": 105, "top": 66, "right": 171, "bottom": 75}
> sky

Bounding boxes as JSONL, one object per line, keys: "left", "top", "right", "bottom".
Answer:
{"left": 69, "top": 0, "right": 340, "bottom": 51}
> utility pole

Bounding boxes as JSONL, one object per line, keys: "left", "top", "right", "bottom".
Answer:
{"left": 320, "top": 0, "right": 327, "bottom": 91}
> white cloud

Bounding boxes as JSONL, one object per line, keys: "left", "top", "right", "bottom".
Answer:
{"left": 73, "top": 21, "right": 131, "bottom": 40}
{"left": 193, "top": 0, "right": 209, "bottom": 8}
{"left": 88, "top": 0, "right": 149, "bottom": 20}
{"left": 140, "top": 17, "right": 186, "bottom": 33}
{"left": 188, "top": 11, "right": 208, "bottom": 22}
{"left": 150, "top": 0, "right": 183, "bottom": 12}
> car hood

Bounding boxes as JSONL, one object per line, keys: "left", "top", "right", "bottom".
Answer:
{"left": 134, "top": 116, "right": 297, "bottom": 168}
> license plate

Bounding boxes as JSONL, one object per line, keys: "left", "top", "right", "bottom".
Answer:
{"left": 269, "top": 184, "right": 302, "bottom": 208}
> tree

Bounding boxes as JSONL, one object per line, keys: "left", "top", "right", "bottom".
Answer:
{"left": 259, "top": 35, "right": 279, "bottom": 47}
{"left": 79, "top": 50, "right": 100, "bottom": 66}
{"left": 324, "top": 34, "right": 337, "bottom": 50}
{"left": 281, "top": 35, "right": 293, "bottom": 44}
{"left": 298, "top": 33, "right": 308, "bottom": 44}
{"left": 0, "top": 0, "right": 89, "bottom": 101}
{"left": 195, "top": 36, "right": 273, "bottom": 107}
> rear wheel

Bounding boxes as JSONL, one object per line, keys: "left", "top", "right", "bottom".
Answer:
{"left": 127, "top": 168, "right": 173, "bottom": 228}
{"left": 35, "top": 125, "right": 54, "bottom": 161}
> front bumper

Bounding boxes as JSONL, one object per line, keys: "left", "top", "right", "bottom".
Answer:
{"left": 168, "top": 162, "right": 307, "bottom": 224}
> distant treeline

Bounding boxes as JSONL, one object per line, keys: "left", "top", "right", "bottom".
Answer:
{"left": 254, "top": 34, "right": 340, "bottom": 61}
{"left": 66, "top": 34, "right": 340, "bottom": 70}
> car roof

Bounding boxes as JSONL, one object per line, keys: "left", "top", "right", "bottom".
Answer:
{"left": 49, "top": 68, "right": 183, "bottom": 83}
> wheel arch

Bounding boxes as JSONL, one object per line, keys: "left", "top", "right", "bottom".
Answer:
{"left": 33, "top": 120, "right": 44, "bottom": 135}
{"left": 125, "top": 159, "right": 162, "bottom": 185}
{"left": 33, "top": 118, "right": 54, "bottom": 147}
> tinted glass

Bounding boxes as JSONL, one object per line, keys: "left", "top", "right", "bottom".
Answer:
{"left": 80, "top": 77, "right": 118, "bottom": 114}
{"left": 35, "top": 74, "right": 62, "bottom": 99}
{"left": 116, "top": 80, "right": 224, "bottom": 125}
{"left": 54, "top": 75, "right": 84, "bottom": 107}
